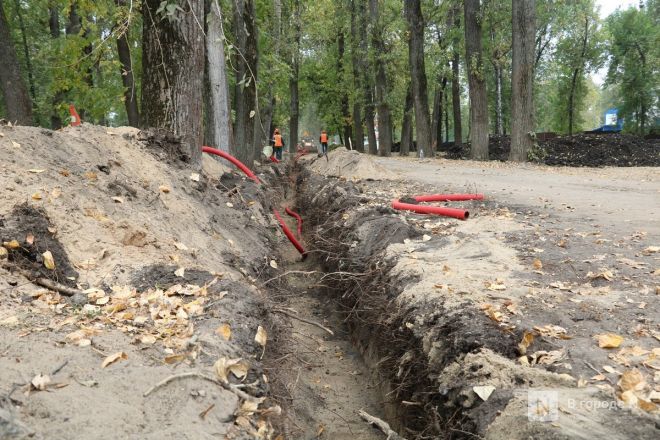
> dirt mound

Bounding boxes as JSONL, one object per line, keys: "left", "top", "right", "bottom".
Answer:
{"left": 447, "top": 133, "right": 660, "bottom": 166}
{"left": 307, "top": 147, "right": 396, "bottom": 180}
{"left": 0, "top": 123, "right": 282, "bottom": 439}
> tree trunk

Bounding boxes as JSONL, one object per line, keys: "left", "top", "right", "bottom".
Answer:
{"left": 204, "top": 0, "right": 233, "bottom": 152}
{"left": 13, "top": 0, "right": 36, "bottom": 105}
{"left": 369, "top": 0, "right": 392, "bottom": 157}
{"left": 451, "top": 51, "right": 462, "bottom": 145}
{"left": 142, "top": 0, "right": 205, "bottom": 166}
{"left": 404, "top": 0, "right": 432, "bottom": 158}
{"left": 567, "top": 16, "right": 588, "bottom": 136}
{"left": 337, "top": 28, "right": 352, "bottom": 147}
{"left": 49, "top": 6, "right": 63, "bottom": 129}
{"left": 400, "top": 82, "right": 413, "bottom": 156}
{"left": 510, "top": 0, "right": 536, "bottom": 161}
{"left": 288, "top": 0, "right": 300, "bottom": 153}
{"left": 464, "top": 0, "right": 489, "bottom": 160}
{"left": 255, "top": 0, "right": 281, "bottom": 152}
{"left": 355, "top": 2, "right": 377, "bottom": 155}
{"left": 494, "top": 63, "right": 503, "bottom": 135}
{"left": 0, "top": 0, "right": 32, "bottom": 125}
{"left": 349, "top": 0, "right": 363, "bottom": 152}
{"left": 115, "top": 0, "right": 139, "bottom": 127}
{"left": 431, "top": 78, "right": 447, "bottom": 152}
{"left": 444, "top": 89, "right": 449, "bottom": 143}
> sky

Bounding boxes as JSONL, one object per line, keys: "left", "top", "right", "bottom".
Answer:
{"left": 592, "top": 0, "right": 640, "bottom": 85}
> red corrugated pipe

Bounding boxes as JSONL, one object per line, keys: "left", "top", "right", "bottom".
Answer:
{"left": 285, "top": 207, "right": 303, "bottom": 238}
{"left": 413, "top": 193, "right": 483, "bottom": 202}
{"left": 202, "top": 146, "right": 261, "bottom": 184}
{"left": 270, "top": 156, "right": 280, "bottom": 163}
{"left": 274, "top": 209, "right": 307, "bottom": 258}
{"left": 69, "top": 104, "right": 81, "bottom": 126}
{"left": 392, "top": 200, "right": 469, "bottom": 220}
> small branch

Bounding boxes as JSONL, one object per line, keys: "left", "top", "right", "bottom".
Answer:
{"left": 143, "top": 371, "right": 259, "bottom": 402}
{"left": 261, "top": 270, "right": 321, "bottom": 286}
{"left": 584, "top": 360, "right": 614, "bottom": 384}
{"left": 358, "top": 410, "right": 406, "bottom": 440}
{"left": 271, "top": 308, "right": 334, "bottom": 336}
{"left": 35, "top": 277, "right": 83, "bottom": 297}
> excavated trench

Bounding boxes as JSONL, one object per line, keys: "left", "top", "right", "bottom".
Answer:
{"left": 265, "top": 162, "right": 522, "bottom": 439}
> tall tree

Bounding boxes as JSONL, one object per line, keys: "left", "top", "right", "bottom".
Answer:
{"left": 204, "top": 0, "right": 232, "bottom": 151}
{"left": 404, "top": 0, "right": 432, "bottom": 158}
{"left": 115, "top": 0, "right": 139, "bottom": 127}
{"left": 336, "top": 25, "right": 352, "bottom": 147}
{"left": 0, "top": 0, "right": 32, "bottom": 124}
{"left": 450, "top": 7, "right": 462, "bottom": 146}
{"left": 400, "top": 82, "right": 413, "bottom": 156}
{"left": 142, "top": 0, "right": 205, "bottom": 165}
{"left": 49, "top": 5, "right": 63, "bottom": 129}
{"left": 289, "top": 0, "right": 300, "bottom": 153}
{"left": 359, "top": 1, "right": 377, "bottom": 155}
{"left": 510, "top": 0, "right": 535, "bottom": 161}
{"left": 369, "top": 0, "right": 393, "bottom": 156}
{"left": 464, "top": 0, "right": 489, "bottom": 160}
{"left": 349, "top": 0, "right": 364, "bottom": 152}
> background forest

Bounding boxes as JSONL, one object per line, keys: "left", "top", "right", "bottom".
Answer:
{"left": 0, "top": 0, "right": 658, "bottom": 164}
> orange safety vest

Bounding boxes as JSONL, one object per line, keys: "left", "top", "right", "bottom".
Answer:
{"left": 320, "top": 133, "right": 328, "bottom": 143}
{"left": 274, "top": 134, "right": 283, "bottom": 147}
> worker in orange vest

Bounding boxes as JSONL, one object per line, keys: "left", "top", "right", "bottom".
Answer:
{"left": 319, "top": 130, "right": 329, "bottom": 155}
{"left": 272, "top": 128, "right": 285, "bottom": 160}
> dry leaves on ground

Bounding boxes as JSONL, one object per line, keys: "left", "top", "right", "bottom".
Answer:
{"left": 102, "top": 351, "right": 128, "bottom": 368}
{"left": 595, "top": 333, "right": 624, "bottom": 349}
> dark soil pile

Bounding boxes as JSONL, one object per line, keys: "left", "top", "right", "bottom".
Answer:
{"left": 446, "top": 133, "right": 660, "bottom": 167}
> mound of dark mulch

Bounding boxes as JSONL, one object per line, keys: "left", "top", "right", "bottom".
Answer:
{"left": 446, "top": 133, "right": 660, "bottom": 167}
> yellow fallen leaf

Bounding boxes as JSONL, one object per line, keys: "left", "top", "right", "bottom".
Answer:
{"left": 216, "top": 323, "right": 231, "bottom": 341}
{"left": 3, "top": 240, "right": 20, "bottom": 249}
{"left": 164, "top": 354, "right": 185, "bottom": 364}
{"left": 42, "top": 251, "right": 56, "bottom": 270}
{"left": 159, "top": 185, "right": 170, "bottom": 193}
{"left": 213, "top": 357, "right": 249, "bottom": 383}
{"left": 31, "top": 192, "right": 42, "bottom": 200}
{"left": 26, "top": 234, "right": 34, "bottom": 245}
{"left": 11, "top": 140, "right": 20, "bottom": 148}
{"left": 618, "top": 368, "right": 646, "bottom": 392}
{"left": 255, "top": 325, "right": 268, "bottom": 347}
{"left": 101, "top": 351, "right": 127, "bottom": 368}
{"left": 586, "top": 270, "right": 614, "bottom": 281}
{"left": 84, "top": 171, "right": 97, "bottom": 180}
{"left": 533, "top": 259, "right": 543, "bottom": 270}
{"left": 596, "top": 333, "right": 624, "bottom": 349}
{"left": 28, "top": 169, "right": 46, "bottom": 173}
{"left": 269, "top": 260, "right": 278, "bottom": 269}
{"left": 518, "top": 331, "right": 535, "bottom": 355}
{"left": 0, "top": 316, "right": 19, "bottom": 327}
{"left": 0, "top": 247, "right": 7, "bottom": 259}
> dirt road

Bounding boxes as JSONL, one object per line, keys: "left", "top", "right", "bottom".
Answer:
{"left": 375, "top": 156, "right": 660, "bottom": 237}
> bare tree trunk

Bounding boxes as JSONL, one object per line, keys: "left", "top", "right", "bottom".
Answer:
{"left": 142, "top": 0, "right": 205, "bottom": 166}
{"left": 204, "top": 0, "right": 233, "bottom": 151}
{"left": 355, "top": 2, "right": 377, "bottom": 155}
{"left": 115, "top": 0, "right": 139, "bottom": 127}
{"left": 337, "top": 28, "right": 352, "bottom": 147}
{"left": 464, "top": 0, "right": 489, "bottom": 160}
{"left": 444, "top": 89, "right": 449, "bottom": 142}
{"left": 289, "top": 0, "right": 300, "bottom": 153}
{"left": 400, "top": 82, "right": 413, "bottom": 156}
{"left": 0, "top": 0, "right": 32, "bottom": 125}
{"left": 510, "top": 0, "right": 536, "bottom": 161}
{"left": 349, "top": 0, "right": 363, "bottom": 152}
{"left": 49, "top": 6, "right": 63, "bottom": 129}
{"left": 567, "top": 16, "right": 588, "bottom": 136}
{"left": 431, "top": 77, "right": 447, "bottom": 152}
{"left": 404, "top": 0, "right": 432, "bottom": 158}
{"left": 13, "top": 0, "right": 36, "bottom": 105}
{"left": 255, "top": 0, "right": 281, "bottom": 152}
{"left": 451, "top": 52, "right": 462, "bottom": 145}
{"left": 494, "top": 63, "right": 503, "bottom": 135}
{"left": 369, "top": 0, "right": 392, "bottom": 157}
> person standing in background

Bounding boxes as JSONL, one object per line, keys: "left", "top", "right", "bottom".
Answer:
{"left": 272, "top": 128, "right": 285, "bottom": 160}
{"left": 319, "top": 130, "right": 328, "bottom": 155}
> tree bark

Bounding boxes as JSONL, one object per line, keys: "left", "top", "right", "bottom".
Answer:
{"left": 404, "top": 0, "right": 432, "bottom": 158}
{"left": 510, "top": 0, "right": 535, "bottom": 161}
{"left": 349, "top": 0, "right": 363, "bottom": 152}
{"left": 567, "top": 16, "right": 588, "bottom": 136}
{"left": 13, "top": 0, "right": 36, "bottom": 105}
{"left": 336, "top": 28, "right": 352, "bottom": 147}
{"left": 369, "top": 0, "right": 392, "bottom": 156}
{"left": 204, "top": 0, "right": 233, "bottom": 152}
{"left": 255, "top": 0, "right": 281, "bottom": 152}
{"left": 400, "top": 82, "right": 413, "bottom": 156}
{"left": 49, "top": 6, "right": 63, "bottom": 129}
{"left": 115, "top": 0, "right": 139, "bottom": 127}
{"left": 0, "top": 0, "right": 32, "bottom": 125}
{"left": 451, "top": 51, "right": 462, "bottom": 145}
{"left": 356, "top": 1, "right": 377, "bottom": 155}
{"left": 142, "top": 0, "right": 205, "bottom": 166}
{"left": 494, "top": 63, "right": 503, "bottom": 135}
{"left": 289, "top": 0, "right": 300, "bottom": 153}
{"left": 464, "top": 0, "right": 489, "bottom": 160}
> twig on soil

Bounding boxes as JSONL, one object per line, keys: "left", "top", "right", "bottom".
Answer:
{"left": 358, "top": 409, "right": 406, "bottom": 440}
{"left": 51, "top": 360, "right": 69, "bottom": 376}
{"left": 34, "top": 277, "right": 83, "bottom": 297}
{"left": 143, "top": 371, "right": 259, "bottom": 402}
{"left": 271, "top": 308, "right": 334, "bottom": 336}
{"left": 199, "top": 403, "right": 215, "bottom": 420}
{"left": 262, "top": 270, "right": 321, "bottom": 285}
{"left": 584, "top": 360, "right": 614, "bottom": 384}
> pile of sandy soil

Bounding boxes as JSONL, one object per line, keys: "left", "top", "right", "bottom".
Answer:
{"left": 0, "top": 123, "right": 284, "bottom": 439}
{"left": 305, "top": 147, "right": 397, "bottom": 180}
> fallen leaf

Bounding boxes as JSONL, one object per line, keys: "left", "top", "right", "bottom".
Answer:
{"left": 586, "top": 270, "right": 614, "bottom": 281}
{"left": 618, "top": 368, "right": 646, "bottom": 392}
{"left": 42, "top": 250, "right": 56, "bottom": 270}
{"left": 226, "top": 202, "right": 234, "bottom": 208}
{"left": 0, "top": 248, "right": 7, "bottom": 259}
{"left": 174, "top": 267, "right": 185, "bottom": 277}
{"left": 591, "top": 374, "right": 607, "bottom": 381}
{"left": 642, "top": 246, "right": 659, "bottom": 256}
{"left": 189, "top": 173, "right": 200, "bottom": 182}
{"left": 596, "top": 333, "right": 624, "bottom": 349}
{"left": 557, "top": 239, "right": 567, "bottom": 248}
{"left": 213, "top": 357, "right": 249, "bottom": 383}
{"left": 174, "top": 242, "right": 188, "bottom": 251}
{"left": 473, "top": 385, "right": 496, "bottom": 401}
{"left": 28, "top": 169, "right": 46, "bottom": 174}
{"left": 269, "top": 260, "right": 278, "bottom": 269}
{"left": 140, "top": 335, "right": 157, "bottom": 345}
{"left": 112, "top": 196, "right": 124, "bottom": 203}
{"left": 164, "top": 354, "right": 186, "bottom": 364}
{"left": 31, "top": 192, "right": 42, "bottom": 200}
{"left": 3, "top": 239, "right": 20, "bottom": 249}
{"left": 59, "top": 169, "right": 70, "bottom": 177}
{"left": 159, "top": 185, "right": 170, "bottom": 193}
{"left": 26, "top": 234, "right": 34, "bottom": 245}
{"left": 11, "top": 140, "right": 20, "bottom": 148}
{"left": 255, "top": 326, "right": 268, "bottom": 347}
{"left": 31, "top": 374, "right": 51, "bottom": 391}
{"left": 533, "top": 259, "right": 543, "bottom": 270}
{"left": 518, "top": 331, "right": 535, "bottom": 355}
{"left": 216, "top": 324, "right": 231, "bottom": 341}
{"left": 0, "top": 316, "right": 19, "bottom": 327}
{"left": 84, "top": 171, "right": 97, "bottom": 180}
{"left": 101, "top": 351, "right": 128, "bottom": 368}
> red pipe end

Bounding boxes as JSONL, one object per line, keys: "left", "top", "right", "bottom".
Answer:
{"left": 274, "top": 209, "right": 307, "bottom": 257}
{"left": 202, "top": 146, "right": 261, "bottom": 184}
{"left": 392, "top": 200, "right": 469, "bottom": 220}
{"left": 69, "top": 104, "right": 81, "bottom": 127}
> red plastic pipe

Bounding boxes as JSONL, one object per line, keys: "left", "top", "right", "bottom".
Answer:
{"left": 69, "top": 104, "right": 81, "bottom": 126}
{"left": 413, "top": 193, "right": 484, "bottom": 202}
{"left": 285, "top": 207, "right": 303, "bottom": 238}
{"left": 270, "top": 156, "right": 280, "bottom": 163}
{"left": 274, "top": 209, "right": 307, "bottom": 258}
{"left": 202, "top": 146, "right": 261, "bottom": 184}
{"left": 392, "top": 200, "right": 469, "bottom": 220}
